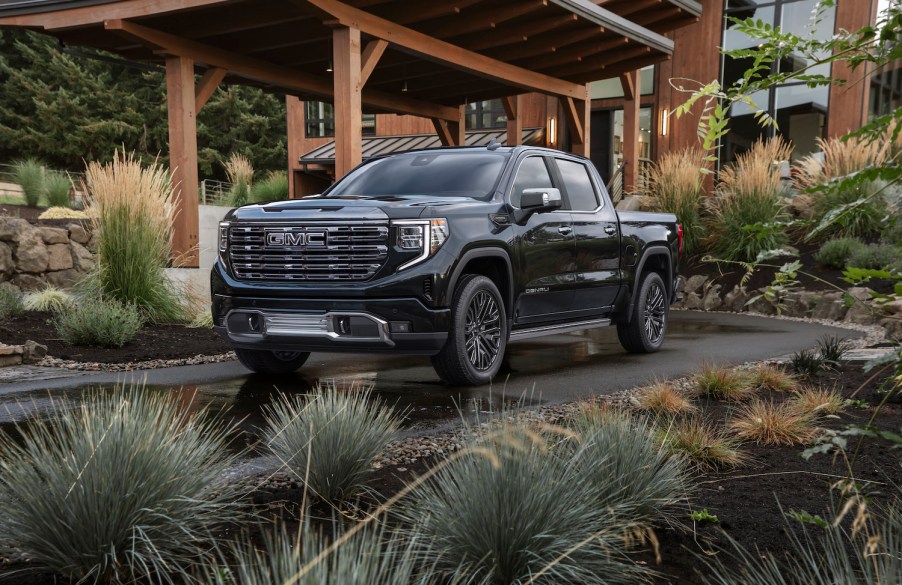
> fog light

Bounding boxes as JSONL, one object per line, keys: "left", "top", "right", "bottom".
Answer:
{"left": 390, "top": 321, "right": 412, "bottom": 333}
{"left": 247, "top": 313, "right": 263, "bottom": 333}
{"left": 335, "top": 316, "right": 351, "bottom": 335}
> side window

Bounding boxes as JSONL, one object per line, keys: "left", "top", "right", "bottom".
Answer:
{"left": 510, "top": 157, "right": 553, "bottom": 208}
{"left": 556, "top": 159, "right": 599, "bottom": 211}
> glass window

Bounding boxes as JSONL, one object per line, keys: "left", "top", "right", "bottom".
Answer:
{"left": 775, "top": 84, "right": 829, "bottom": 160}
{"left": 466, "top": 99, "right": 507, "bottom": 130}
{"left": 778, "top": 0, "right": 835, "bottom": 76}
{"left": 304, "top": 101, "right": 376, "bottom": 138}
{"left": 556, "top": 160, "right": 599, "bottom": 211}
{"left": 611, "top": 107, "right": 653, "bottom": 179}
{"left": 589, "top": 65, "right": 655, "bottom": 100}
{"left": 327, "top": 152, "right": 509, "bottom": 199}
{"left": 510, "top": 157, "right": 553, "bottom": 208}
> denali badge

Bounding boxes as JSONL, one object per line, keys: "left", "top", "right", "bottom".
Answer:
{"left": 264, "top": 229, "right": 327, "bottom": 247}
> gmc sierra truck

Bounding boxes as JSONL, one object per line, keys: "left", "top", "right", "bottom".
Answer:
{"left": 212, "top": 145, "right": 682, "bottom": 386}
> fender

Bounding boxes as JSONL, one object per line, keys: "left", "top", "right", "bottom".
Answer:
{"left": 623, "top": 245, "right": 673, "bottom": 323}
{"left": 446, "top": 248, "right": 515, "bottom": 319}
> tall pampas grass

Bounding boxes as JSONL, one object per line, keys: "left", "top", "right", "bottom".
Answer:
{"left": 83, "top": 150, "right": 184, "bottom": 323}
{"left": 225, "top": 153, "right": 254, "bottom": 207}
{"left": 707, "top": 138, "right": 792, "bottom": 261}
{"left": 644, "top": 148, "right": 708, "bottom": 255}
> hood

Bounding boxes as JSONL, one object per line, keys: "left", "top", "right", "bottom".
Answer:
{"left": 226, "top": 194, "right": 489, "bottom": 222}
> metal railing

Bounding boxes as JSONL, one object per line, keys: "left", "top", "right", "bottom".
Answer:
{"left": 606, "top": 161, "right": 626, "bottom": 204}
{"left": 200, "top": 179, "right": 232, "bottom": 205}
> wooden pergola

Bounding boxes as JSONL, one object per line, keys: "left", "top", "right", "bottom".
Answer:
{"left": 0, "top": 0, "right": 700, "bottom": 266}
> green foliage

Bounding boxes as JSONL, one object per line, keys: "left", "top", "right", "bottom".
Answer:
{"left": 22, "top": 287, "right": 72, "bottom": 312}
{"left": 690, "top": 509, "right": 719, "bottom": 524}
{"left": 747, "top": 260, "right": 802, "bottom": 315}
{"left": 813, "top": 182, "right": 889, "bottom": 239}
{"left": 0, "top": 287, "right": 24, "bottom": 319}
{"left": 816, "top": 335, "right": 851, "bottom": 366}
{"left": 815, "top": 237, "right": 866, "bottom": 269}
{"left": 251, "top": 171, "right": 290, "bottom": 203}
{"left": 847, "top": 242, "right": 902, "bottom": 272}
{"left": 54, "top": 295, "right": 142, "bottom": 347}
{"left": 0, "top": 384, "right": 243, "bottom": 583}
{"left": 11, "top": 157, "right": 44, "bottom": 206}
{"left": 883, "top": 220, "right": 902, "bottom": 246}
{"left": 661, "top": 417, "right": 747, "bottom": 471}
{"left": 262, "top": 383, "right": 399, "bottom": 504}
{"left": 42, "top": 170, "right": 72, "bottom": 208}
{"left": 790, "top": 349, "right": 824, "bottom": 378}
{"left": 401, "top": 423, "right": 651, "bottom": 585}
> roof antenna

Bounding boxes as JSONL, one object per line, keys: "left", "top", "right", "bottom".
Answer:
{"left": 486, "top": 140, "right": 501, "bottom": 151}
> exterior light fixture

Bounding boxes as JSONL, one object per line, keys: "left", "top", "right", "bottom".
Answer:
{"left": 402, "top": 81, "right": 408, "bottom": 92}
{"left": 548, "top": 116, "right": 557, "bottom": 145}
{"left": 326, "top": 60, "right": 333, "bottom": 73}
{"left": 661, "top": 108, "right": 669, "bottom": 136}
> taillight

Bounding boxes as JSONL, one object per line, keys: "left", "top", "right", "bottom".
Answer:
{"left": 676, "top": 224, "right": 684, "bottom": 258}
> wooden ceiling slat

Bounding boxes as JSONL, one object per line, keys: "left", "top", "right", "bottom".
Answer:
{"left": 413, "top": 0, "right": 552, "bottom": 39}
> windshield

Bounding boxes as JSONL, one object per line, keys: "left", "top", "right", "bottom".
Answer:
{"left": 326, "top": 152, "right": 509, "bottom": 199}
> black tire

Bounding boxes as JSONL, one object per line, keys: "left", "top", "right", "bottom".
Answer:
{"left": 432, "top": 274, "right": 508, "bottom": 386}
{"left": 234, "top": 348, "right": 310, "bottom": 375}
{"left": 617, "top": 271, "right": 668, "bottom": 353}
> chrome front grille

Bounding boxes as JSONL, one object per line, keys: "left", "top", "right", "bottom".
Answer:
{"left": 228, "top": 222, "right": 389, "bottom": 281}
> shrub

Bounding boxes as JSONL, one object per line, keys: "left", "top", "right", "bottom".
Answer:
{"left": 730, "top": 400, "right": 817, "bottom": 446}
{"left": 11, "top": 158, "right": 44, "bottom": 207}
{"left": 225, "top": 153, "right": 254, "bottom": 207}
{"left": 401, "top": 423, "right": 650, "bottom": 585}
{"left": 883, "top": 220, "right": 902, "bottom": 246}
{"left": 43, "top": 171, "right": 72, "bottom": 208}
{"left": 54, "top": 295, "right": 142, "bottom": 347}
{"left": 37, "top": 206, "right": 88, "bottom": 220}
{"left": 750, "top": 364, "right": 799, "bottom": 393}
{"left": 693, "top": 364, "right": 756, "bottom": 401}
{"left": 661, "top": 417, "right": 747, "bottom": 471}
{"left": 814, "top": 237, "right": 865, "bottom": 270}
{"left": 0, "top": 385, "right": 243, "bottom": 584}
{"left": 644, "top": 148, "right": 708, "bottom": 255}
{"left": 251, "top": 170, "right": 289, "bottom": 203}
{"left": 22, "top": 287, "right": 72, "bottom": 313}
{"left": 816, "top": 335, "right": 852, "bottom": 367}
{"left": 847, "top": 242, "right": 902, "bottom": 271}
{"left": 263, "top": 383, "right": 399, "bottom": 504}
{"left": 0, "top": 287, "right": 24, "bottom": 320}
{"left": 790, "top": 349, "right": 824, "bottom": 377}
{"left": 83, "top": 151, "right": 184, "bottom": 323}
{"left": 790, "top": 386, "right": 846, "bottom": 417}
{"left": 634, "top": 380, "right": 697, "bottom": 415}
{"left": 707, "top": 138, "right": 791, "bottom": 262}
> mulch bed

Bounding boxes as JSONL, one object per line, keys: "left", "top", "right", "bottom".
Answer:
{"left": 0, "top": 204, "right": 44, "bottom": 222}
{"left": 0, "top": 310, "right": 231, "bottom": 363}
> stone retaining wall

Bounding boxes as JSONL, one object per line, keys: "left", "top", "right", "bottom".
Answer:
{"left": 0, "top": 217, "right": 95, "bottom": 291}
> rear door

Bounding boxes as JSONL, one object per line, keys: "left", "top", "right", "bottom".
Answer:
{"left": 509, "top": 155, "right": 577, "bottom": 325}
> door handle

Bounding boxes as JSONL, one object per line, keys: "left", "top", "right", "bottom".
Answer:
{"left": 604, "top": 225, "right": 617, "bottom": 235}
{"left": 558, "top": 226, "right": 573, "bottom": 235}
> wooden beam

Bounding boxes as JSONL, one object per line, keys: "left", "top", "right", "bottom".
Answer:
{"left": 379, "top": 0, "right": 484, "bottom": 26}
{"left": 561, "top": 96, "right": 584, "bottom": 146}
{"left": 432, "top": 118, "right": 454, "bottom": 146}
{"left": 165, "top": 55, "right": 200, "bottom": 267}
{"left": 360, "top": 39, "right": 388, "bottom": 86}
{"left": 103, "top": 19, "right": 460, "bottom": 121}
{"left": 504, "top": 95, "right": 522, "bottom": 146}
{"left": 433, "top": 106, "right": 465, "bottom": 146}
{"left": 0, "top": 0, "right": 231, "bottom": 30}
{"left": 619, "top": 71, "right": 635, "bottom": 101}
{"left": 417, "top": 0, "right": 551, "bottom": 39}
{"left": 333, "top": 26, "right": 363, "bottom": 177}
{"left": 304, "top": 0, "right": 586, "bottom": 99}
{"left": 195, "top": 67, "right": 227, "bottom": 112}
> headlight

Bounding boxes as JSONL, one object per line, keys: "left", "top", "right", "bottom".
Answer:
{"left": 218, "top": 221, "right": 230, "bottom": 258}
{"left": 393, "top": 218, "right": 449, "bottom": 271}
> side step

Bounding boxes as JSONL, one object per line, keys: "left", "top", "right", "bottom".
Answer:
{"left": 509, "top": 318, "right": 612, "bottom": 342}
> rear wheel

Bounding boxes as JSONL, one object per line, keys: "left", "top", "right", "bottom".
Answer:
{"left": 617, "top": 271, "right": 668, "bottom": 353}
{"left": 235, "top": 348, "right": 310, "bottom": 375}
{"left": 432, "top": 274, "right": 507, "bottom": 386}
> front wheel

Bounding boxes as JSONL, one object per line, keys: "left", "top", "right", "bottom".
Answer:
{"left": 617, "top": 271, "right": 668, "bottom": 353}
{"left": 432, "top": 274, "right": 508, "bottom": 386}
{"left": 234, "top": 348, "right": 310, "bottom": 375}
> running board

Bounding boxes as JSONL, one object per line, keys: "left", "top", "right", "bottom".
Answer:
{"left": 509, "top": 318, "right": 612, "bottom": 342}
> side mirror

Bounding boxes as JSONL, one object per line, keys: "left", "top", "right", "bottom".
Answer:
{"left": 520, "top": 188, "right": 562, "bottom": 211}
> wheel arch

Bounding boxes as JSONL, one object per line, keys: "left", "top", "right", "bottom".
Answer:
{"left": 447, "top": 249, "right": 514, "bottom": 319}
{"left": 624, "top": 246, "right": 672, "bottom": 323}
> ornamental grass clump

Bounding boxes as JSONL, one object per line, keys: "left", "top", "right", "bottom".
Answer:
{"left": 11, "top": 158, "right": 44, "bottom": 207}
{"left": 693, "top": 364, "right": 756, "bottom": 401}
{"left": 225, "top": 153, "right": 254, "bottom": 207}
{"left": 634, "top": 380, "right": 698, "bottom": 415}
{"left": 22, "top": 287, "right": 72, "bottom": 313}
{"left": 730, "top": 400, "right": 817, "bottom": 446}
{"left": 750, "top": 364, "right": 799, "bottom": 393}
{"left": 83, "top": 151, "right": 184, "bottom": 323}
{"left": 707, "top": 138, "right": 792, "bottom": 262}
{"left": 251, "top": 170, "right": 289, "bottom": 203}
{"left": 43, "top": 171, "right": 72, "bottom": 208}
{"left": 400, "top": 423, "right": 650, "bottom": 585}
{"left": 0, "top": 384, "right": 244, "bottom": 584}
{"left": 644, "top": 147, "right": 708, "bottom": 255}
{"left": 662, "top": 417, "right": 747, "bottom": 471}
{"left": 0, "top": 287, "right": 24, "bottom": 319}
{"left": 263, "top": 383, "right": 399, "bottom": 504}
{"left": 790, "top": 386, "right": 846, "bottom": 417}
{"left": 53, "top": 295, "right": 142, "bottom": 347}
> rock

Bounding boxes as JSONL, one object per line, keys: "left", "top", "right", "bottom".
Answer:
{"left": 39, "top": 227, "right": 68, "bottom": 245}
{"left": 67, "top": 223, "right": 90, "bottom": 245}
{"left": 747, "top": 293, "right": 777, "bottom": 315}
{"left": 0, "top": 241, "right": 12, "bottom": 275}
{"left": 615, "top": 195, "right": 643, "bottom": 211}
{"left": 45, "top": 268, "right": 82, "bottom": 289}
{"left": 11, "top": 273, "right": 45, "bottom": 292}
{"left": 0, "top": 218, "right": 31, "bottom": 243}
{"left": 844, "top": 287, "right": 879, "bottom": 325}
{"left": 683, "top": 292, "right": 703, "bottom": 310}
{"left": 724, "top": 285, "right": 750, "bottom": 313}
{"left": 70, "top": 241, "right": 95, "bottom": 272}
{"left": 702, "top": 284, "right": 723, "bottom": 311}
{"left": 14, "top": 228, "right": 48, "bottom": 273}
{"left": 21, "top": 340, "right": 47, "bottom": 364}
{"left": 46, "top": 243, "right": 74, "bottom": 271}
{"left": 0, "top": 281, "right": 19, "bottom": 294}
{"left": 684, "top": 275, "right": 708, "bottom": 296}
{"left": 811, "top": 292, "right": 846, "bottom": 321}
{"left": 0, "top": 354, "right": 22, "bottom": 368}
{"left": 879, "top": 318, "right": 902, "bottom": 341}
{"left": 0, "top": 344, "right": 22, "bottom": 356}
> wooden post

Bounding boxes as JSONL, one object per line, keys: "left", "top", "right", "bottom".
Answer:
{"left": 332, "top": 26, "right": 362, "bottom": 178}
{"left": 621, "top": 69, "right": 640, "bottom": 193}
{"left": 561, "top": 92, "right": 590, "bottom": 157}
{"left": 286, "top": 95, "right": 305, "bottom": 199}
{"left": 433, "top": 105, "right": 466, "bottom": 146}
{"left": 165, "top": 55, "right": 199, "bottom": 267}
{"left": 503, "top": 95, "right": 522, "bottom": 146}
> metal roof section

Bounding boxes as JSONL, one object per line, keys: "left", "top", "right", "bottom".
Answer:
{"left": 549, "top": 0, "right": 674, "bottom": 55}
{"left": 301, "top": 127, "right": 545, "bottom": 164}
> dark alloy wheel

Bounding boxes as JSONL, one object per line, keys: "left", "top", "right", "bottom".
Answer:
{"left": 617, "top": 271, "right": 668, "bottom": 353}
{"left": 235, "top": 348, "right": 310, "bottom": 375}
{"left": 432, "top": 274, "right": 507, "bottom": 386}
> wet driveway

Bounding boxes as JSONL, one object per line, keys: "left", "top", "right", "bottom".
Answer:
{"left": 0, "top": 311, "right": 863, "bottom": 439}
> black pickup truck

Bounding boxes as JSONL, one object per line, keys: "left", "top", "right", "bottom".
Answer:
{"left": 212, "top": 145, "right": 682, "bottom": 385}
